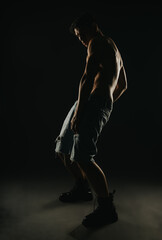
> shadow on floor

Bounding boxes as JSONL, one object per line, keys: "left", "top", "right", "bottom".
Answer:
{"left": 42, "top": 198, "right": 63, "bottom": 210}
{"left": 69, "top": 224, "right": 95, "bottom": 240}
{"left": 69, "top": 221, "right": 115, "bottom": 240}
{"left": 42, "top": 198, "right": 87, "bottom": 211}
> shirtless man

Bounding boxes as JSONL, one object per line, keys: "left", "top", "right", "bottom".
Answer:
{"left": 55, "top": 13, "right": 127, "bottom": 228}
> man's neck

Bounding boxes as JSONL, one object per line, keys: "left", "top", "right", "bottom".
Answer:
{"left": 86, "top": 30, "right": 104, "bottom": 48}
{"left": 92, "top": 29, "right": 104, "bottom": 39}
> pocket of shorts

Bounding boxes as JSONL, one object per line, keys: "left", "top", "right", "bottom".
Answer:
{"left": 100, "top": 109, "right": 111, "bottom": 127}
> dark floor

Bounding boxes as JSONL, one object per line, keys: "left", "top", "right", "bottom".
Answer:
{"left": 0, "top": 167, "right": 162, "bottom": 240}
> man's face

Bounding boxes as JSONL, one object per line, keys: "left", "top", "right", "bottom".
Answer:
{"left": 74, "top": 27, "right": 90, "bottom": 47}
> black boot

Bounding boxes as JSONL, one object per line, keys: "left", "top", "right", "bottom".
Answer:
{"left": 59, "top": 179, "right": 93, "bottom": 203}
{"left": 82, "top": 190, "right": 118, "bottom": 228}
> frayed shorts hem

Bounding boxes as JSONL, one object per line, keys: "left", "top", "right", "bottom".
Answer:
{"left": 55, "top": 140, "right": 95, "bottom": 163}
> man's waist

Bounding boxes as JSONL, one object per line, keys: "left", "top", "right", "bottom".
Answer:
{"left": 88, "top": 92, "right": 113, "bottom": 109}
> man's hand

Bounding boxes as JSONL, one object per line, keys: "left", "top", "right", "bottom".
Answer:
{"left": 71, "top": 114, "right": 80, "bottom": 134}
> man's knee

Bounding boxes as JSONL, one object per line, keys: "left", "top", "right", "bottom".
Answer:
{"left": 57, "top": 152, "right": 64, "bottom": 161}
{"left": 57, "top": 152, "right": 72, "bottom": 167}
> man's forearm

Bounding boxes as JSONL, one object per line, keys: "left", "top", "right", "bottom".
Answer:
{"left": 113, "top": 66, "right": 127, "bottom": 102}
{"left": 113, "top": 86, "right": 127, "bottom": 102}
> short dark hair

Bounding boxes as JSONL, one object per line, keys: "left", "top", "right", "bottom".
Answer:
{"left": 69, "top": 12, "right": 96, "bottom": 35}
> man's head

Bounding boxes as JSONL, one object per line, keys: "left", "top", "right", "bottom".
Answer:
{"left": 70, "top": 13, "right": 98, "bottom": 47}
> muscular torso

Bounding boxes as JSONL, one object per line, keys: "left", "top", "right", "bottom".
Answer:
{"left": 88, "top": 36, "right": 122, "bottom": 101}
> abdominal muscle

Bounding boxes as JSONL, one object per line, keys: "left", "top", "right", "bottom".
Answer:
{"left": 90, "top": 70, "right": 119, "bottom": 102}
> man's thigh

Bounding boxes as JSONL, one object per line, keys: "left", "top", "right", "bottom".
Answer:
{"left": 70, "top": 99, "right": 112, "bottom": 163}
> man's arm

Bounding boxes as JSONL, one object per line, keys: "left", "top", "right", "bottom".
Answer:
{"left": 71, "top": 40, "right": 99, "bottom": 133}
{"left": 74, "top": 41, "right": 99, "bottom": 118}
{"left": 113, "top": 66, "right": 127, "bottom": 102}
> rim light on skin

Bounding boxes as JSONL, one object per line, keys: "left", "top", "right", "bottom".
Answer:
{"left": 74, "top": 24, "right": 102, "bottom": 48}
{"left": 74, "top": 28, "right": 88, "bottom": 47}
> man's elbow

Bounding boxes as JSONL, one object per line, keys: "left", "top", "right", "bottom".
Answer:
{"left": 122, "top": 80, "right": 128, "bottom": 92}
{"left": 124, "top": 83, "right": 128, "bottom": 91}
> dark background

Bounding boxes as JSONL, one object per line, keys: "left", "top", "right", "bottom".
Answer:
{"left": 1, "top": 2, "right": 162, "bottom": 179}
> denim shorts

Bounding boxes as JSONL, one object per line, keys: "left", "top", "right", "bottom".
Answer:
{"left": 55, "top": 95, "right": 113, "bottom": 163}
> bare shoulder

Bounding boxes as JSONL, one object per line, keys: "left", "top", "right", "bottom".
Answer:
{"left": 87, "top": 36, "right": 123, "bottom": 68}
{"left": 107, "top": 37, "right": 118, "bottom": 51}
{"left": 87, "top": 36, "right": 112, "bottom": 58}
{"left": 87, "top": 37, "right": 101, "bottom": 55}
{"left": 107, "top": 37, "right": 123, "bottom": 66}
